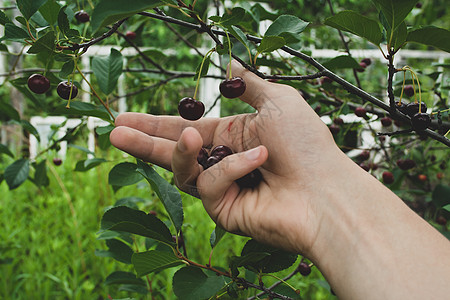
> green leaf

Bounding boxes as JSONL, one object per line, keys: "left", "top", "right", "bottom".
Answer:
{"left": 74, "top": 158, "right": 108, "bottom": 172}
{"left": 108, "top": 162, "right": 143, "bottom": 186}
{"left": 19, "top": 120, "right": 40, "bottom": 142}
{"left": 136, "top": 161, "right": 184, "bottom": 233}
{"left": 172, "top": 267, "right": 225, "bottom": 300}
{"left": 0, "top": 43, "right": 8, "bottom": 52}
{"left": 53, "top": 101, "right": 114, "bottom": 122}
{"left": 407, "top": 26, "right": 450, "bottom": 53}
{"left": 16, "top": 0, "right": 47, "bottom": 20}
{"left": 432, "top": 184, "right": 450, "bottom": 208}
{"left": 324, "top": 10, "right": 382, "bottom": 45}
{"left": 33, "top": 160, "right": 49, "bottom": 187}
{"left": 256, "top": 36, "right": 286, "bottom": 53}
{"left": 372, "top": 0, "right": 418, "bottom": 31}
{"left": 230, "top": 252, "right": 271, "bottom": 271}
{"left": 57, "top": 6, "right": 70, "bottom": 35}
{"left": 101, "top": 206, "right": 174, "bottom": 245}
{"left": 27, "top": 31, "right": 56, "bottom": 54}
{"left": 98, "top": 239, "right": 133, "bottom": 264}
{"left": 1, "top": 23, "right": 30, "bottom": 42}
{"left": 132, "top": 250, "right": 184, "bottom": 277}
{"left": 38, "top": 0, "right": 61, "bottom": 25}
{"left": 96, "top": 125, "right": 115, "bottom": 135}
{"left": 218, "top": 7, "right": 246, "bottom": 26}
{"left": 59, "top": 60, "right": 75, "bottom": 78}
{"left": 0, "top": 144, "right": 14, "bottom": 158}
{"left": 104, "top": 271, "right": 146, "bottom": 286}
{"left": 264, "top": 15, "right": 309, "bottom": 44}
{"left": 322, "top": 55, "right": 361, "bottom": 70}
{"left": 228, "top": 25, "right": 250, "bottom": 48}
{"left": 392, "top": 22, "right": 407, "bottom": 51}
{"left": 0, "top": 101, "right": 20, "bottom": 121}
{"left": 92, "top": 48, "right": 123, "bottom": 95}
{"left": 5, "top": 159, "right": 30, "bottom": 190}
{"left": 0, "top": 10, "right": 12, "bottom": 25}
{"left": 91, "top": 0, "right": 164, "bottom": 32}
{"left": 210, "top": 226, "right": 226, "bottom": 248}
{"left": 443, "top": 204, "right": 450, "bottom": 212}
{"left": 239, "top": 239, "right": 298, "bottom": 273}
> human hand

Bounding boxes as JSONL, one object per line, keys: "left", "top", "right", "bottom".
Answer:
{"left": 110, "top": 60, "right": 347, "bottom": 255}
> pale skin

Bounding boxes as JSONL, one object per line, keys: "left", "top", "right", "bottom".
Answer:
{"left": 110, "top": 60, "right": 450, "bottom": 299}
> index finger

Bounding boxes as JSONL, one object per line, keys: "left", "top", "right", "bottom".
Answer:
{"left": 115, "top": 112, "right": 220, "bottom": 145}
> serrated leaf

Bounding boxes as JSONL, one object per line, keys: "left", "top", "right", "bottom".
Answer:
{"left": 0, "top": 10, "right": 12, "bottom": 25}
{"left": 101, "top": 206, "right": 174, "bottom": 244}
{"left": 96, "top": 125, "right": 115, "bottom": 135}
{"left": 27, "top": 31, "right": 56, "bottom": 54}
{"left": 16, "top": 0, "right": 47, "bottom": 20}
{"left": 210, "top": 226, "right": 226, "bottom": 248}
{"left": 114, "top": 197, "right": 148, "bottom": 209}
{"left": 74, "top": 158, "right": 108, "bottom": 172}
{"left": 53, "top": 101, "right": 114, "bottom": 122}
{"left": 100, "top": 239, "right": 134, "bottom": 264}
{"left": 33, "top": 160, "right": 49, "bottom": 187}
{"left": 1, "top": 23, "right": 30, "bottom": 42}
{"left": 392, "top": 22, "right": 407, "bottom": 51}
{"left": 239, "top": 239, "right": 298, "bottom": 273}
{"left": 136, "top": 161, "right": 184, "bottom": 233}
{"left": 172, "top": 267, "right": 225, "bottom": 300}
{"left": 39, "top": 0, "right": 61, "bottom": 25}
{"left": 91, "top": 0, "right": 164, "bottom": 32}
{"left": 108, "top": 162, "right": 143, "bottom": 186}
{"left": 407, "top": 26, "right": 450, "bottom": 53}
{"left": 219, "top": 7, "right": 246, "bottom": 26}
{"left": 432, "top": 184, "right": 450, "bottom": 208}
{"left": 264, "top": 15, "right": 309, "bottom": 44}
{"left": 372, "top": 0, "right": 418, "bottom": 31}
{"left": 228, "top": 25, "right": 250, "bottom": 48}
{"left": 324, "top": 10, "right": 382, "bottom": 45}
{"left": 322, "top": 55, "right": 361, "bottom": 70}
{"left": 5, "top": 159, "right": 30, "bottom": 190}
{"left": 57, "top": 6, "right": 70, "bottom": 35}
{"left": 0, "top": 101, "right": 20, "bottom": 121}
{"left": 256, "top": 36, "right": 286, "bottom": 53}
{"left": 0, "top": 144, "right": 14, "bottom": 158}
{"left": 92, "top": 48, "right": 123, "bottom": 95}
{"left": 132, "top": 250, "right": 183, "bottom": 277}
{"left": 105, "top": 271, "right": 146, "bottom": 286}
{"left": 59, "top": 60, "right": 75, "bottom": 78}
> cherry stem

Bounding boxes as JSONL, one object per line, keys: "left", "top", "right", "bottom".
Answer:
{"left": 224, "top": 30, "right": 232, "bottom": 79}
{"left": 193, "top": 48, "right": 215, "bottom": 100}
{"left": 76, "top": 65, "right": 116, "bottom": 122}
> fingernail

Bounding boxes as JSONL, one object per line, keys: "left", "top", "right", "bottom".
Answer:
{"left": 245, "top": 147, "right": 261, "bottom": 161}
{"left": 178, "top": 138, "right": 187, "bottom": 152}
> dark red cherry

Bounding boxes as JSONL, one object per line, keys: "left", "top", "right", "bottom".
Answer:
{"left": 403, "top": 85, "right": 415, "bottom": 97}
{"left": 405, "top": 102, "right": 427, "bottom": 117}
{"left": 333, "top": 117, "right": 344, "bottom": 125}
{"left": 356, "top": 62, "right": 367, "bottom": 72}
{"left": 125, "top": 31, "right": 137, "bottom": 40}
{"left": 380, "top": 117, "right": 392, "bottom": 127}
{"left": 396, "top": 159, "right": 416, "bottom": 170}
{"left": 210, "top": 145, "right": 233, "bottom": 160}
{"left": 27, "top": 74, "right": 50, "bottom": 94}
{"left": 236, "top": 169, "right": 263, "bottom": 188}
{"left": 205, "top": 156, "right": 221, "bottom": 169}
{"left": 361, "top": 58, "right": 372, "bottom": 66}
{"left": 359, "top": 163, "right": 370, "bottom": 172}
{"left": 219, "top": 77, "right": 246, "bottom": 99}
{"left": 329, "top": 124, "right": 340, "bottom": 135}
{"left": 358, "top": 150, "right": 370, "bottom": 161}
{"left": 178, "top": 97, "right": 205, "bottom": 121}
{"left": 354, "top": 107, "right": 367, "bottom": 118}
{"left": 382, "top": 171, "right": 394, "bottom": 184}
{"left": 411, "top": 112, "right": 431, "bottom": 131}
{"left": 57, "top": 82, "right": 78, "bottom": 100}
{"left": 197, "top": 148, "right": 209, "bottom": 169}
{"left": 415, "top": 2, "right": 423, "bottom": 8}
{"left": 74, "top": 10, "right": 90, "bottom": 23}
{"left": 395, "top": 101, "right": 408, "bottom": 114}
{"left": 298, "top": 262, "right": 312, "bottom": 276}
{"left": 52, "top": 158, "right": 62, "bottom": 166}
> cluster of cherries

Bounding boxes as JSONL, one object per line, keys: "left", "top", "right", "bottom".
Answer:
{"left": 27, "top": 74, "right": 78, "bottom": 100}
{"left": 197, "top": 144, "right": 262, "bottom": 189}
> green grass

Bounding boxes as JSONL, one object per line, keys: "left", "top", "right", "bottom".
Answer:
{"left": 0, "top": 151, "right": 332, "bottom": 299}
